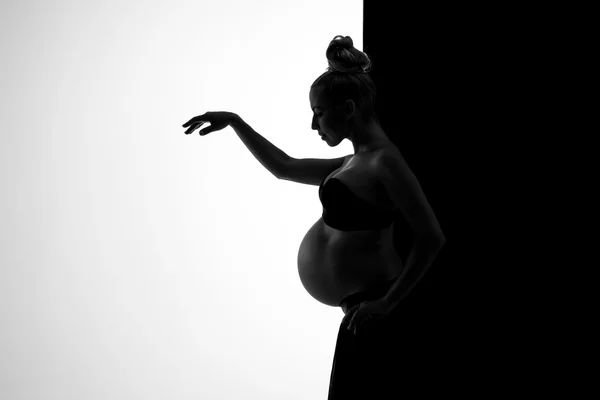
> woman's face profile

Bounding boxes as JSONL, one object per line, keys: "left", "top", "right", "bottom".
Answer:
{"left": 309, "top": 89, "right": 346, "bottom": 146}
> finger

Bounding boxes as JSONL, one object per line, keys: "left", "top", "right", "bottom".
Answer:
{"left": 184, "top": 122, "right": 195, "bottom": 134}
{"left": 347, "top": 307, "right": 362, "bottom": 331}
{"left": 199, "top": 127, "right": 213, "bottom": 136}
{"left": 183, "top": 117, "right": 199, "bottom": 128}
{"left": 350, "top": 313, "right": 365, "bottom": 331}
{"left": 185, "top": 121, "right": 205, "bottom": 135}
{"left": 342, "top": 305, "right": 360, "bottom": 329}
{"left": 191, "top": 121, "right": 206, "bottom": 134}
{"left": 353, "top": 311, "right": 375, "bottom": 332}
{"left": 182, "top": 113, "right": 207, "bottom": 128}
{"left": 182, "top": 118, "right": 197, "bottom": 128}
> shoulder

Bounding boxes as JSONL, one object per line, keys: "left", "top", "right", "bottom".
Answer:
{"left": 371, "top": 144, "right": 402, "bottom": 169}
{"left": 372, "top": 145, "right": 413, "bottom": 181}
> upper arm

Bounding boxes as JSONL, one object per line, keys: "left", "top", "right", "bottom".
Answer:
{"left": 279, "top": 154, "right": 350, "bottom": 186}
{"left": 376, "top": 150, "right": 445, "bottom": 241}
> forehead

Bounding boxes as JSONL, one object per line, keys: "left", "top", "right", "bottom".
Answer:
{"left": 309, "top": 89, "right": 328, "bottom": 109}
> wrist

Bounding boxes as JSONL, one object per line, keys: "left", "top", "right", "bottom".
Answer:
{"left": 229, "top": 113, "right": 242, "bottom": 127}
{"left": 383, "top": 295, "right": 400, "bottom": 311}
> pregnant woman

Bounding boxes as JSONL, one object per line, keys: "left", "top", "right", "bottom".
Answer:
{"left": 183, "top": 35, "right": 445, "bottom": 399}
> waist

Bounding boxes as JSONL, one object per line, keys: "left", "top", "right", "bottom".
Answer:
{"left": 340, "top": 276, "right": 398, "bottom": 314}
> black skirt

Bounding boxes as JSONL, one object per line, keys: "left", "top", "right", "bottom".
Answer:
{"left": 327, "top": 278, "right": 451, "bottom": 399}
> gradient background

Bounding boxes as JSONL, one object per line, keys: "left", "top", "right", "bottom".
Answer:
{"left": 0, "top": 0, "right": 362, "bottom": 399}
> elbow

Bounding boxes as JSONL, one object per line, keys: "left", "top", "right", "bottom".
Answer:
{"left": 435, "top": 231, "right": 446, "bottom": 247}
{"left": 275, "top": 157, "right": 290, "bottom": 181}
{"left": 430, "top": 224, "right": 446, "bottom": 246}
{"left": 437, "top": 231, "right": 446, "bottom": 246}
{"left": 418, "top": 230, "right": 446, "bottom": 247}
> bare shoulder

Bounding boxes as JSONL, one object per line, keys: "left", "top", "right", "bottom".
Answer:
{"left": 370, "top": 144, "right": 402, "bottom": 168}
{"left": 371, "top": 144, "right": 413, "bottom": 179}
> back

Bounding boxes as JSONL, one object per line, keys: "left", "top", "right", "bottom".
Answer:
{"left": 279, "top": 155, "right": 351, "bottom": 186}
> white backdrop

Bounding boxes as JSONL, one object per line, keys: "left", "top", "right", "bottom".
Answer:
{"left": 0, "top": 0, "right": 362, "bottom": 399}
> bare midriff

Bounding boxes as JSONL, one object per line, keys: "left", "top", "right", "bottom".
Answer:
{"left": 297, "top": 216, "right": 404, "bottom": 307}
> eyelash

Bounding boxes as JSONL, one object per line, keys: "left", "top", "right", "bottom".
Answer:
{"left": 315, "top": 113, "right": 323, "bottom": 118}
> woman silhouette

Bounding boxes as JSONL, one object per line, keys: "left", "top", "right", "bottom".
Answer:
{"left": 183, "top": 35, "right": 445, "bottom": 399}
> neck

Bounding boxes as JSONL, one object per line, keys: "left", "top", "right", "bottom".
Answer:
{"left": 350, "top": 120, "right": 390, "bottom": 154}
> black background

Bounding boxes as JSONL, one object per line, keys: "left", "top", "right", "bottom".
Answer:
{"left": 363, "top": 2, "right": 531, "bottom": 378}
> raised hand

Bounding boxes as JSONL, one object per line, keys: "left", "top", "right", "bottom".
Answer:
{"left": 182, "top": 111, "right": 239, "bottom": 135}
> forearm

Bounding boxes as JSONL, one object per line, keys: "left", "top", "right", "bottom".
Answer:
{"left": 384, "top": 234, "right": 445, "bottom": 307}
{"left": 229, "top": 115, "right": 290, "bottom": 178}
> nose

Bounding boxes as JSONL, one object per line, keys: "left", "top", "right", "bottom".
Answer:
{"left": 312, "top": 116, "right": 319, "bottom": 131}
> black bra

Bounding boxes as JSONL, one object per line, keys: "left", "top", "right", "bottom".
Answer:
{"left": 319, "top": 176, "right": 397, "bottom": 231}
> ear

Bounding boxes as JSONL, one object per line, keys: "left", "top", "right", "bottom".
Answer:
{"left": 343, "top": 99, "right": 356, "bottom": 119}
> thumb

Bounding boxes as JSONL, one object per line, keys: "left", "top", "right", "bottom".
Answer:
{"left": 199, "top": 128, "right": 213, "bottom": 136}
{"left": 343, "top": 304, "right": 360, "bottom": 328}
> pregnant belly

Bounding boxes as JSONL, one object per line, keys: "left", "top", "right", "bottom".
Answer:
{"left": 297, "top": 217, "right": 402, "bottom": 307}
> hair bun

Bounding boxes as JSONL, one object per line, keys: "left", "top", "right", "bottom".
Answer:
{"left": 332, "top": 35, "right": 354, "bottom": 50}
{"left": 326, "top": 35, "right": 371, "bottom": 74}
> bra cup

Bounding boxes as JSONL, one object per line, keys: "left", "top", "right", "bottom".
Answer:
{"left": 319, "top": 177, "right": 395, "bottom": 232}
